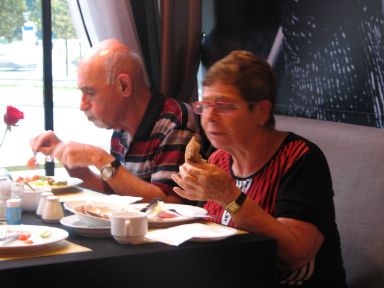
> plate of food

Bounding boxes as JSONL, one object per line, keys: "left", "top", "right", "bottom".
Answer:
{"left": 63, "top": 200, "right": 131, "bottom": 226}
{"left": 128, "top": 200, "right": 209, "bottom": 228}
{"left": 60, "top": 215, "right": 111, "bottom": 237}
{"left": 0, "top": 225, "right": 69, "bottom": 253}
{"left": 15, "top": 175, "right": 83, "bottom": 192}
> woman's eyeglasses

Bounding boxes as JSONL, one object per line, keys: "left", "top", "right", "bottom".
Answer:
{"left": 192, "top": 101, "right": 255, "bottom": 115}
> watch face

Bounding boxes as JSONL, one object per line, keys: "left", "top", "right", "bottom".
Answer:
{"left": 101, "top": 166, "right": 113, "bottom": 179}
{"left": 227, "top": 202, "right": 240, "bottom": 214}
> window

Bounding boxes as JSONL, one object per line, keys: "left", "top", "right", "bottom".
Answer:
{"left": 0, "top": 0, "right": 110, "bottom": 173}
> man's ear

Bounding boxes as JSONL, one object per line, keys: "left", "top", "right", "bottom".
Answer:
{"left": 117, "top": 73, "right": 132, "bottom": 96}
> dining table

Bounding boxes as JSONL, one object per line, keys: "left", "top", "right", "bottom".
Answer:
{"left": 0, "top": 186, "right": 277, "bottom": 288}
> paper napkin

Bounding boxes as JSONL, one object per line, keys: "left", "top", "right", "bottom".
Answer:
{"left": 144, "top": 222, "right": 238, "bottom": 246}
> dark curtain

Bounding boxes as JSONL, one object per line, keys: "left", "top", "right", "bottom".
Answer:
{"left": 131, "top": 0, "right": 202, "bottom": 103}
{"left": 130, "top": 0, "right": 161, "bottom": 91}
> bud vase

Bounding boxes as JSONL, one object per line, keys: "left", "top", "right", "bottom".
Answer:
{"left": 0, "top": 166, "right": 12, "bottom": 181}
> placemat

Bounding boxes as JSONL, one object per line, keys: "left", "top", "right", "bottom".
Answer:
{"left": 0, "top": 240, "right": 91, "bottom": 261}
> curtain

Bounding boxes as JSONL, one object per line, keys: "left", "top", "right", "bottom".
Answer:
{"left": 130, "top": 0, "right": 203, "bottom": 102}
{"left": 67, "top": 0, "right": 202, "bottom": 103}
{"left": 67, "top": 0, "right": 149, "bottom": 85}
{"left": 158, "top": 0, "right": 202, "bottom": 102}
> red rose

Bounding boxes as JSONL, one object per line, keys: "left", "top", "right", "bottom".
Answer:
{"left": 4, "top": 106, "right": 24, "bottom": 126}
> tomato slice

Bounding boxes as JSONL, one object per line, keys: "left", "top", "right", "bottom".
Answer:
{"left": 157, "top": 211, "right": 178, "bottom": 218}
{"left": 27, "top": 156, "right": 38, "bottom": 169}
{"left": 18, "top": 232, "right": 31, "bottom": 241}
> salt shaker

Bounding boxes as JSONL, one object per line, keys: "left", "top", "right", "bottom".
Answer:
{"left": 42, "top": 195, "right": 64, "bottom": 223}
{"left": 6, "top": 198, "right": 22, "bottom": 225}
{"left": 36, "top": 191, "right": 54, "bottom": 218}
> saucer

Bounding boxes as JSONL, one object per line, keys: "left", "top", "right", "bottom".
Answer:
{"left": 112, "top": 235, "right": 145, "bottom": 245}
{"left": 60, "top": 215, "right": 111, "bottom": 237}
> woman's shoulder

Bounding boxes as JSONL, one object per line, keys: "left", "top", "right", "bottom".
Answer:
{"left": 281, "top": 132, "right": 328, "bottom": 163}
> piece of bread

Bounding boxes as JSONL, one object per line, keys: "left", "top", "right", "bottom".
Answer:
{"left": 185, "top": 136, "right": 204, "bottom": 164}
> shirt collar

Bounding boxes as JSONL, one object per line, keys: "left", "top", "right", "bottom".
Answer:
{"left": 134, "top": 90, "right": 165, "bottom": 140}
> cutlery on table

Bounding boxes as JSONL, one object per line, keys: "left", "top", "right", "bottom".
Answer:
{"left": 0, "top": 230, "right": 19, "bottom": 246}
{"left": 140, "top": 197, "right": 163, "bottom": 212}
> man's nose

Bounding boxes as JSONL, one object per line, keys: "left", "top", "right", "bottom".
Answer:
{"left": 80, "top": 95, "right": 91, "bottom": 111}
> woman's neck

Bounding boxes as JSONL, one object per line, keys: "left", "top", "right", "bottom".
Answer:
{"left": 231, "top": 130, "right": 288, "bottom": 177}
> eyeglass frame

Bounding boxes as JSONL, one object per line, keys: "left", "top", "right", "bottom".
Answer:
{"left": 191, "top": 100, "right": 257, "bottom": 115}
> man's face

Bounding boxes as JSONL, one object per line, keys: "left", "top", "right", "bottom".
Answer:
{"left": 77, "top": 60, "right": 120, "bottom": 129}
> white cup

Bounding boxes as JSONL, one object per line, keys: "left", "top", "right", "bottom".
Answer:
{"left": 110, "top": 211, "right": 148, "bottom": 244}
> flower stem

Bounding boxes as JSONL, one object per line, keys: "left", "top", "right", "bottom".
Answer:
{"left": 0, "top": 127, "right": 8, "bottom": 148}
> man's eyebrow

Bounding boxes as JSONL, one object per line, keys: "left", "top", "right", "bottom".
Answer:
{"left": 79, "top": 87, "right": 96, "bottom": 94}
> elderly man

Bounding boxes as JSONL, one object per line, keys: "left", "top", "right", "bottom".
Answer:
{"left": 30, "top": 39, "right": 200, "bottom": 203}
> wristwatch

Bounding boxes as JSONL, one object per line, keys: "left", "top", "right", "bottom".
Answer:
{"left": 225, "top": 192, "right": 247, "bottom": 215}
{"left": 100, "top": 159, "right": 121, "bottom": 181}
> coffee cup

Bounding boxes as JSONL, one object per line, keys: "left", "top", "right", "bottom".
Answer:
{"left": 110, "top": 210, "right": 148, "bottom": 244}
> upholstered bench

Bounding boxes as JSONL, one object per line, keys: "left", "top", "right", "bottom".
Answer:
{"left": 275, "top": 115, "right": 384, "bottom": 288}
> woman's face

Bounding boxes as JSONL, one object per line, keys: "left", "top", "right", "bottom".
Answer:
{"left": 200, "top": 82, "right": 261, "bottom": 152}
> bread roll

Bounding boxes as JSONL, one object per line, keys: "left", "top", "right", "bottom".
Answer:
{"left": 185, "top": 136, "right": 204, "bottom": 164}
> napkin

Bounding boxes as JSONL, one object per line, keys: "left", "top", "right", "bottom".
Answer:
{"left": 144, "top": 222, "right": 239, "bottom": 246}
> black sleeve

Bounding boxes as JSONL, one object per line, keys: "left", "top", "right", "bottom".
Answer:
{"left": 274, "top": 142, "right": 336, "bottom": 235}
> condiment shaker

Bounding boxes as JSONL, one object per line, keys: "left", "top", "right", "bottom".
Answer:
{"left": 36, "top": 191, "right": 54, "bottom": 218}
{"left": 42, "top": 195, "right": 64, "bottom": 223}
{"left": 6, "top": 198, "right": 22, "bottom": 225}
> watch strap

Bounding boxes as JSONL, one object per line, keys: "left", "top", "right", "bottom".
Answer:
{"left": 110, "top": 159, "right": 121, "bottom": 169}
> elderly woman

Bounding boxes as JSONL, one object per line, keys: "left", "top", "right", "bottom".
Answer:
{"left": 172, "top": 50, "right": 346, "bottom": 287}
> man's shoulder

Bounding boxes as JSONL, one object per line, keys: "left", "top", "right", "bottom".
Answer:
{"left": 161, "top": 97, "right": 198, "bottom": 129}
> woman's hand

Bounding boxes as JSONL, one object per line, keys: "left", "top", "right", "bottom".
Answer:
{"left": 171, "top": 163, "right": 238, "bottom": 207}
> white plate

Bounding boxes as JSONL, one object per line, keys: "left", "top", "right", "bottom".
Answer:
{"left": 129, "top": 203, "right": 208, "bottom": 228}
{"left": 0, "top": 225, "right": 69, "bottom": 253}
{"left": 63, "top": 199, "right": 135, "bottom": 226}
{"left": 60, "top": 215, "right": 111, "bottom": 237}
{"left": 26, "top": 177, "right": 83, "bottom": 192}
{"left": 190, "top": 224, "right": 238, "bottom": 242}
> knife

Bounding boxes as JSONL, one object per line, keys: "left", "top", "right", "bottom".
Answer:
{"left": 140, "top": 197, "right": 163, "bottom": 212}
{"left": 0, "top": 232, "right": 19, "bottom": 246}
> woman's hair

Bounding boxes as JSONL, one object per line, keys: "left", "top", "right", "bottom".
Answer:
{"left": 203, "top": 50, "right": 277, "bottom": 127}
